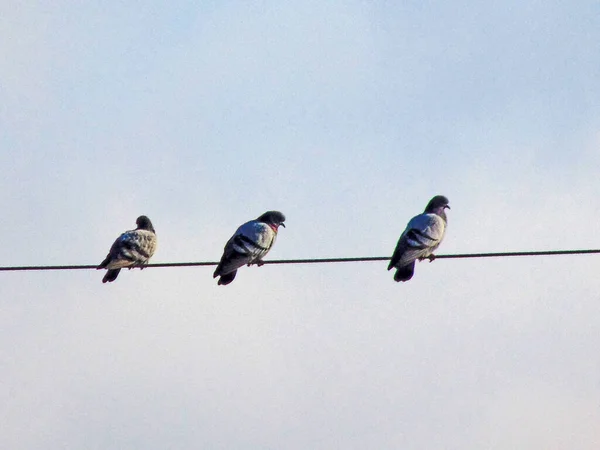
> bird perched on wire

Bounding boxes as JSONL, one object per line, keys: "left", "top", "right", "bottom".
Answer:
{"left": 98, "top": 215, "right": 157, "bottom": 283}
{"left": 388, "top": 195, "right": 450, "bottom": 282}
{"left": 213, "top": 211, "right": 286, "bottom": 286}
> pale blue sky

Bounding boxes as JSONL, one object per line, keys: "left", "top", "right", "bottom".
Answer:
{"left": 1, "top": 1, "right": 600, "bottom": 449}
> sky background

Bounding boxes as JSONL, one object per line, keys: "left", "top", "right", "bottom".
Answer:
{"left": 1, "top": 1, "right": 600, "bottom": 449}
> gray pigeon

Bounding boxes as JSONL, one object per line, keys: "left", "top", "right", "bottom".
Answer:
{"left": 98, "top": 215, "right": 157, "bottom": 283}
{"left": 213, "top": 211, "right": 286, "bottom": 285}
{"left": 388, "top": 195, "right": 450, "bottom": 282}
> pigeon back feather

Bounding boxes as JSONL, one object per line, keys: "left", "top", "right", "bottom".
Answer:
{"left": 393, "top": 261, "right": 416, "bottom": 282}
{"left": 389, "top": 214, "right": 445, "bottom": 267}
{"left": 232, "top": 221, "right": 276, "bottom": 257}
{"left": 103, "top": 229, "right": 157, "bottom": 269}
{"left": 213, "top": 218, "right": 280, "bottom": 284}
{"left": 98, "top": 217, "right": 157, "bottom": 283}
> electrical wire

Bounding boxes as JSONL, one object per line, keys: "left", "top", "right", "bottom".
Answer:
{"left": 0, "top": 249, "right": 599, "bottom": 272}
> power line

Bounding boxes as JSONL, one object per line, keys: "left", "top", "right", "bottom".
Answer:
{"left": 0, "top": 248, "right": 599, "bottom": 272}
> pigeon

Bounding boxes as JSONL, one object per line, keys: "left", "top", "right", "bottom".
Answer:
{"left": 213, "top": 211, "right": 286, "bottom": 285}
{"left": 98, "top": 215, "right": 157, "bottom": 283}
{"left": 388, "top": 195, "right": 450, "bottom": 282}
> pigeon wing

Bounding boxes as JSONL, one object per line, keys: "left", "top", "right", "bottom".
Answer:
{"left": 232, "top": 221, "right": 276, "bottom": 261}
{"left": 102, "top": 229, "right": 157, "bottom": 269}
{"left": 389, "top": 213, "right": 445, "bottom": 269}
{"left": 214, "top": 221, "right": 276, "bottom": 276}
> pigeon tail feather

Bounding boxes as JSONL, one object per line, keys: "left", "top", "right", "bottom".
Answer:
{"left": 102, "top": 268, "right": 121, "bottom": 283}
{"left": 393, "top": 262, "right": 415, "bottom": 282}
{"left": 214, "top": 251, "right": 250, "bottom": 279}
{"left": 217, "top": 271, "right": 237, "bottom": 286}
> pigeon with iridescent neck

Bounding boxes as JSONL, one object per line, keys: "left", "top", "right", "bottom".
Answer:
{"left": 388, "top": 196, "right": 450, "bottom": 282}
{"left": 213, "top": 211, "right": 286, "bottom": 286}
{"left": 98, "top": 215, "right": 157, "bottom": 283}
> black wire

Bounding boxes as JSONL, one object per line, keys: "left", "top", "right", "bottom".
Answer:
{"left": 0, "top": 249, "right": 599, "bottom": 272}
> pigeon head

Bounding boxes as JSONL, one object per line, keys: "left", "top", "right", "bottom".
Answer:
{"left": 424, "top": 195, "right": 450, "bottom": 218}
{"left": 257, "top": 211, "right": 286, "bottom": 228}
{"left": 135, "top": 215, "right": 155, "bottom": 232}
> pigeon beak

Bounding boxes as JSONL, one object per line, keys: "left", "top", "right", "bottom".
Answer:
{"left": 445, "top": 205, "right": 451, "bottom": 210}
{"left": 280, "top": 223, "right": 286, "bottom": 228}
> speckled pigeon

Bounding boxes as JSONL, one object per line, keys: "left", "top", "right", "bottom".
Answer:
{"left": 98, "top": 215, "right": 157, "bottom": 283}
{"left": 388, "top": 195, "right": 450, "bottom": 282}
{"left": 213, "top": 211, "right": 286, "bottom": 286}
